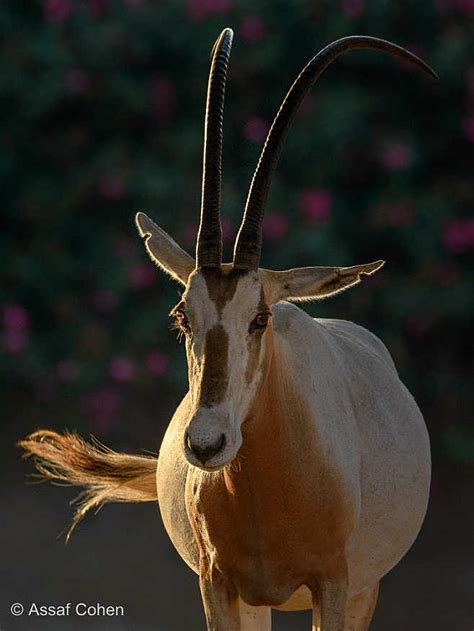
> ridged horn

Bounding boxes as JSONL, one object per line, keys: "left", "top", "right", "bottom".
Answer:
{"left": 233, "top": 36, "right": 437, "bottom": 269}
{"left": 195, "top": 28, "right": 234, "bottom": 268}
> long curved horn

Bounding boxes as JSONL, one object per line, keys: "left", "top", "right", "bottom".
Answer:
{"left": 233, "top": 36, "right": 437, "bottom": 269}
{"left": 196, "top": 28, "right": 234, "bottom": 268}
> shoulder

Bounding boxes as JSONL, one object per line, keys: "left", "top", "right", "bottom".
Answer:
{"left": 316, "top": 318, "right": 396, "bottom": 369}
{"left": 272, "top": 304, "right": 395, "bottom": 369}
{"left": 272, "top": 301, "right": 314, "bottom": 333}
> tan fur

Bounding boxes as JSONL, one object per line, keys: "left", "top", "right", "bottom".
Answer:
{"left": 186, "top": 353, "right": 354, "bottom": 609}
{"left": 18, "top": 430, "right": 157, "bottom": 540}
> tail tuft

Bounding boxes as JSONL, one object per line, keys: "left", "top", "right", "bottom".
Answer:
{"left": 18, "top": 430, "right": 158, "bottom": 540}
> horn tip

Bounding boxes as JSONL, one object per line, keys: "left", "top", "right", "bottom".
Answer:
{"left": 211, "top": 27, "right": 234, "bottom": 60}
{"left": 417, "top": 59, "right": 438, "bottom": 80}
{"left": 219, "top": 27, "right": 234, "bottom": 42}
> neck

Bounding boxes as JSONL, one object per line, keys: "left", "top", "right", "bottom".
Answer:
{"left": 223, "top": 338, "right": 314, "bottom": 490}
{"left": 187, "top": 335, "right": 351, "bottom": 600}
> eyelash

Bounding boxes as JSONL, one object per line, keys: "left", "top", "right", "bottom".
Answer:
{"left": 170, "top": 307, "right": 191, "bottom": 342}
{"left": 174, "top": 310, "right": 190, "bottom": 329}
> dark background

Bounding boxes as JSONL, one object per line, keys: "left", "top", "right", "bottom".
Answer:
{"left": 1, "top": 1, "right": 473, "bottom": 629}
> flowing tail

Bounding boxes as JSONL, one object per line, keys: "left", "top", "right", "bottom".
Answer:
{"left": 18, "top": 430, "right": 158, "bottom": 541}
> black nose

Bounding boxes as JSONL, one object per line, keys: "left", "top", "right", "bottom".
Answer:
{"left": 185, "top": 433, "right": 226, "bottom": 464}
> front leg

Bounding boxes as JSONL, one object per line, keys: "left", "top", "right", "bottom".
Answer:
{"left": 312, "top": 579, "right": 348, "bottom": 631}
{"left": 239, "top": 599, "right": 272, "bottom": 630}
{"left": 199, "top": 566, "right": 240, "bottom": 631}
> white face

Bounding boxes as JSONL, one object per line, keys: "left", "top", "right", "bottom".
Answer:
{"left": 136, "top": 213, "right": 384, "bottom": 471}
{"left": 171, "top": 267, "right": 273, "bottom": 471}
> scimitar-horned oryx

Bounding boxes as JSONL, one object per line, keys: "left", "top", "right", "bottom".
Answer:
{"left": 20, "top": 29, "right": 437, "bottom": 631}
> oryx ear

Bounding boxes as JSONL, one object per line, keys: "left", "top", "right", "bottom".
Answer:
{"left": 261, "top": 260, "right": 385, "bottom": 303}
{"left": 135, "top": 212, "right": 195, "bottom": 286}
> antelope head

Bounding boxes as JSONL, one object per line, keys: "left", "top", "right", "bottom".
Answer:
{"left": 136, "top": 29, "right": 436, "bottom": 470}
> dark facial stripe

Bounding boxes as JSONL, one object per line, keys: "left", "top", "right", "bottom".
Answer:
{"left": 245, "top": 287, "right": 268, "bottom": 385}
{"left": 202, "top": 267, "right": 247, "bottom": 316}
{"left": 199, "top": 324, "right": 229, "bottom": 406}
{"left": 257, "top": 284, "right": 269, "bottom": 314}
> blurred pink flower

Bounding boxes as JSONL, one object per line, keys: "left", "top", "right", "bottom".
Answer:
{"left": 406, "top": 314, "right": 434, "bottom": 338}
{"left": 128, "top": 264, "right": 155, "bottom": 290}
{"left": 462, "top": 115, "right": 474, "bottom": 142}
{"left": 263, "top": 212, "right": 289, "bottom": 241}
{"left": 113, "top": 236, "right": 135, "bottom": 257}
{"left": 433, "top": 0, "right": 474, "bottom": 14}
{"left": 145, "top": 351, "right": 170, "bottom": 376}
{"left": 4, "top": 305, "right": 28, "bottom": 330}
{"left": 187, "top": 0, "right": 232, "bottom": 20}
{"left": 429, "top": 472, "right": 441, "bottom": 499}
{"left": 43, "top": 0, "right": 71, "bottom": 24}
{"left": 3, "top": 304, "right": 29, "bottom": 354}
{"left": 300, "top": 190, "right": 332, "bottom": 222}
{"left": 3, "top": 330, "right": 28, "bottom": 354}
{"left": 341, "top": 0, "right": 364, "bottom": 18}
{"left": 184, "top": 221, "right": 199, "bottom": 246}
{"left": 87, "top": 0, "right": 108, "bottom": 18}
{"left": 82, "top": 387, "right": 121, "bottom": 434}
{"left": 434, "top": 0, "right": 449, "bottom": 13}
{"left": 239, "top": 16, "right": 266, "bottom": 43}
{"left": 64, "top": 68, "right": 90, "bottom": 94}
{"left": 243, "top": 116, "right": 269, "bottom": 143}
{"left": 433, "top": 0, "right": 474, "bottom": 13}
{"left": 93, "top": 289, "right": 117, "bottom": 314}
{"left": 57, "top": 359, "right": 81, "bottom": 382}
{"left": 381, "top": 142, "right": 412, "bottom": 170}
{"left": 298, "top": 94, "right": 315, "bottom": 117}
{"left": 36, "top": 376, "right": 56, "bottom": 403}
{"left": 385, "top": 202, "right": 414, "bottom": 228}
{"left": 98, "top": 174, "right": 124, "bottom": 200}
{"left": 432, "top": 263, "right": 458, "bottom": 285}
{"left": 433, "top": 0, "right": 469, "bottom": 14}
{"left": 466, "top": 66, "right": 474, "bottom": 95}
{"left": 442, "top": 218, "right": 474, "bottom": 254}
{"left": 457, "top": 0, "right": 474, "bottom": 12}
{"left": 109, "top": 357, "right": 135, "bottom": 382}
{"left": 151, "top": 77, "right": 177, "bottom": 125}
{"left": 221, "top": 217, "right": 233, "bottom": 242}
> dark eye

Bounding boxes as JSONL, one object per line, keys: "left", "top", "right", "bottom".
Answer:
{"left": 249, "top": 311, "right": 271, "bottom": 333}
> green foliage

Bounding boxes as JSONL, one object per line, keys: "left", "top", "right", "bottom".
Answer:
{"left": 1, "top": 0, "right": 472, "bottom": 457}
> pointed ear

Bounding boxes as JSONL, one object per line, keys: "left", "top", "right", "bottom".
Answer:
{"left": 135, "top": 212, "right": 195, "bottom": 286}
{"left": 261, "top": 260, "right": 385, "bottom": 303}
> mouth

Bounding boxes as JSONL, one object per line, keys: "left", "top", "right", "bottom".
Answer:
{"left": 183, "top": 447, "right": 233, "bottom": 471}
{"left": 196, "top": 463, "right": 226, "bottom": 472}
